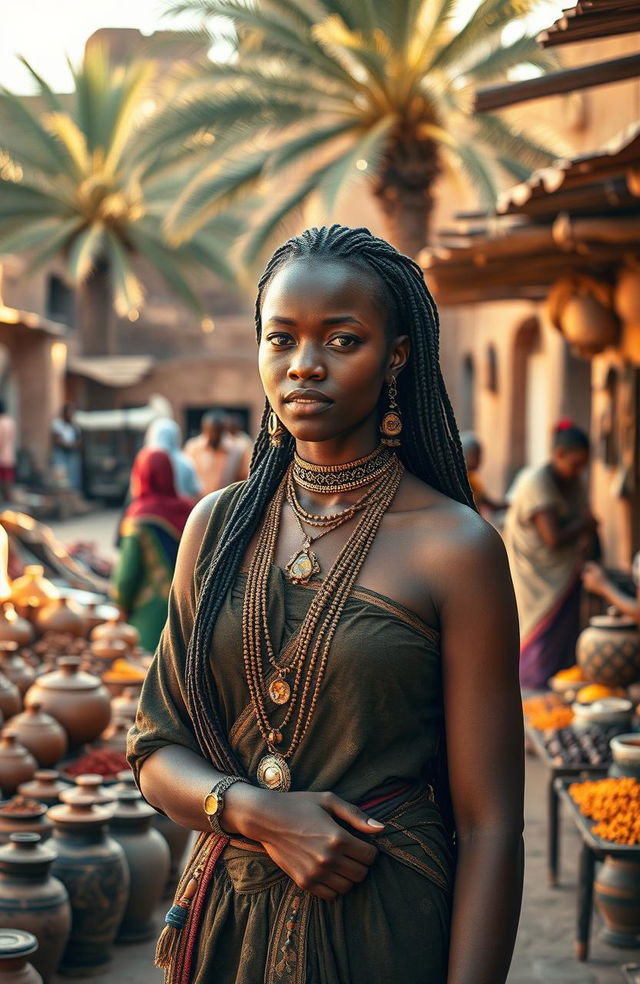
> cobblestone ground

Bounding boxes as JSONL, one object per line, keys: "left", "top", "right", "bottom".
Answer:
{"left": 46, "top": 510, "right": 639, "bottom": 983}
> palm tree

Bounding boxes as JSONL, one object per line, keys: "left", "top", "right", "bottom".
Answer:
{"left": 0, "top": 46, "right": 239, "bottom": 355}
{"left": 155, "top": 0, "right": 560, "bottom": 261}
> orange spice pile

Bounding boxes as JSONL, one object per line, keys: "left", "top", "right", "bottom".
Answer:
{"left": 569, "top": 777, "right": 640, "bottom": 846}
{"left": 522, "top": 694, "right": 573, "bottom": 731}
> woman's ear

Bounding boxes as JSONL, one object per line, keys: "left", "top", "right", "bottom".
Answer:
{"left": 388, "top": 335, "right": 410, "bottom": 377}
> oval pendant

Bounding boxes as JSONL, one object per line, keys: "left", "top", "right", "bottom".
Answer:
{"left": 257, "top": 754, "right": 292, "bottom": 791}
{"left": 268, "top": 678, "right": 291, "bottom": 705}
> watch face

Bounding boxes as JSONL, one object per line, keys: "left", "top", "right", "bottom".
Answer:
{"left": 204, "top": 792, "right": 219, "bottom": 816}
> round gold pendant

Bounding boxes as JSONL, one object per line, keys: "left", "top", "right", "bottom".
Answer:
{"left": 257, "top": 754, "right": 291, "bottom": 791}
{"left": 268, "top": 678, "right": 291, "bottom": 705}
{"left": 381, "top": 411, "right": 402, "bottom": 437}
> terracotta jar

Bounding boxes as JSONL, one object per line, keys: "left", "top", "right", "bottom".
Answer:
{"left": 577, "top": 610, "right": 640, "bottom": 687}
{"left": 0, "top": 673, "right": 20, "bottom": 725}
{"left": 111, "top": 789, "right": 170, "bottom": 942}
{"left": 0, "top": 648, "right": 33, "bottom": 700}
{"left": 7, "top": 707, "right": 67, "bottom": 770}
{"left": 17, "top": 773, "right": 69, "bottom": 809}
{"left": 99, "top": 718, "right": 130, "bottom": 754}
{"left": 153, "top": 812, "right": 192, "bottom": 900}
{"left": 112, "top": 770, "right": 135, "bottom": 794}
{"left": 0, "top": 734, "right": 36, "bottom": 797}
{"left": 34, "top": 598, "right": 85, "bottom": 641}
{"left": 60, "top": 776, "right": 115, "bottom": 807}
{"left": 595, "top": 855, "right": 640, "bottom": 947}
{"left": 90, "top": 619, "right": 139, "bottom": 653}
{"left": 48, "top": 796, "right": 129, "bottom": 976}
{"left": 88, "top": 637, "right": 127, "bottom": 677}
{"left": 0, "top": 609, "right": 33, "bottom": 650}
{"left": 0, "top": 929, "right": 42, "bottom": 984}
{"left": 0, "top": 799, "right": 51, "bottom": 845}
{"left": 24, "top": 657, "right": 111, "bottom": 748}
{"left": 10, "top": 569, "right": 57, "bottom": 621}
{"left": 0, "top": 834, "right": 70, "bottom": 984}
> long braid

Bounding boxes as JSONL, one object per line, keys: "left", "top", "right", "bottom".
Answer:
{"left": 184, "top": 224, "right": 475, "bottom": 773}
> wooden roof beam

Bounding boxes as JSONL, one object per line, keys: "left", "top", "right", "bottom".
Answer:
{"left": 474, "top": 53, "right": 640, "bottom": 111}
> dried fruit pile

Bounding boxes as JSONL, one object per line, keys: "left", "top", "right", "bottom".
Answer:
{"left": 569, "top": 777, "right": 640, "bottom": 845}
{"left": 523, "top": 694, "right": 573, "bottom": 731}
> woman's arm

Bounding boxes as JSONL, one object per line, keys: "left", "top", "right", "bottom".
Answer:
{"left": 532, "top": 508, "right": 593, "bottom": 549}
{"left": 582, "top": 562, "right": 640, "bottom": 622}
{"left": 435, "top": 516, "right": 523, "bottom": 984}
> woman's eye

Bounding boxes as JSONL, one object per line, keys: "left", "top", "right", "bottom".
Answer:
{"left": 266, "top": 333, "right": 293, "bottom": 347}
{"left": 328, "top": 335, "right": 360, "bottom": 348}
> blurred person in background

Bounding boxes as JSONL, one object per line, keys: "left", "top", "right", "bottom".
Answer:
{"left": 582, "top": 554, "right": 640, "bottom": 623}
{"left": 183, "top": 410, "right": 249, "bottom": 496}
{"left": 145, "top": 417, "right": 201, "bottom": 502}
{"left": 503, "top": 420, "right": 597, "bottom": 690}
{"left": 51, "top": 402, "right": 82, "bottom": 492}
{"left": 111, "top": 448, "right": 192, "bottom": 651}
{"left": 460, "top": 431, "right": 507, "bottom": 516}
{"left": 0, "top": 399, "right": 16, "bottom": 502}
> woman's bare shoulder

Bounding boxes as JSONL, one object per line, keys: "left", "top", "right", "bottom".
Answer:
{"left": 176, "top": 483, "right": 247, "bottom": 583}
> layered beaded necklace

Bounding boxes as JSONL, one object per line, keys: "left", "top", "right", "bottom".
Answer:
{"left": 242, "top": 444, "right": 403, "bottom": 791}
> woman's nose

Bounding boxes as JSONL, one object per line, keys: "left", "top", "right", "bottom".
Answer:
{"left": 287, "top": 345, "right": 326, "bottom": 381}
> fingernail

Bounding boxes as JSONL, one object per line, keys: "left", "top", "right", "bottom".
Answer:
{"left": 367, "top": 818, "right": 385, "bottom": 829}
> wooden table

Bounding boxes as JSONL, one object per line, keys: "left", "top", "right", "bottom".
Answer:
{"left": 555, "top": 778, "right": 640, "bottom": 961}
{"left": 525, "top": 724, "right": 607, "bottom": 887}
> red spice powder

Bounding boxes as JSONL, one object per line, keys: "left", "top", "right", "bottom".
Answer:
{"left": 64, "top": 749, "right": 128, "bottom": 779}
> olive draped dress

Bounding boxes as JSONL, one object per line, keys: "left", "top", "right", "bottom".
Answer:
{"left": 128, "top": 484, "right": 454, "bottom": 984}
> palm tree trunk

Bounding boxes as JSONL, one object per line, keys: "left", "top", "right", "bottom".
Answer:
{"left": 75, "top": 260, "right": 116, "bottom": 356}
{"left": 373, "top": 136, "right": 439, "bottom": 258}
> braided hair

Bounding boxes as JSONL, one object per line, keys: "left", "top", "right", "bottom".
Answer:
{"left": 184, "top": 224, "right": 475, "bottom": 775}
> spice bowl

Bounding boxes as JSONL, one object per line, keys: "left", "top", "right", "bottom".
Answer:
{"left": 572, "top": 697, "right": 634, "bottom": 732}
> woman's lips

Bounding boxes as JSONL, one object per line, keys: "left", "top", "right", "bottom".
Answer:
{"left": 284, "top": 397, "right": 334, "bottom": 417}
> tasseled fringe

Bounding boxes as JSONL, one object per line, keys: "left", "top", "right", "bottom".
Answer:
{"left": 155, "top": 832, "right": 227, "bottom": 982}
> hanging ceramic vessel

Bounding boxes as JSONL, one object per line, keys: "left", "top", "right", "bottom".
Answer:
{"left": 48, "top": 796, "right": 129, "bottom": 976}
{"left": 0, "top": 833, "right": 71, "bottom": 984}
{"left": 0, "top": 733, "right": 37, "bottom": 797}
{"left": 17, "top": 773, "right": 69, "bottom": 809}
{"left": 0, "top": 646, "right": 34, "bottom": 699}
{"left": 0, "top": 929, "right": 42, "bottom": 984}
{"left": 548, "top": 274, "right": 619, "bottom": 358}
{"left": 7, "top": 706, "right": 67, "bottom": 769}
{"left": 24, "top": 658, "right": 111, "bottom": 748}
{"left": 110, "top": 789, "right": 170, "bottom": 943}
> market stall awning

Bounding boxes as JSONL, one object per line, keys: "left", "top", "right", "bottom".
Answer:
{"left": 539, "top": 0, "right": 640, "bottom": 48}
{"left": 68, "top": 355, "right": 155, "bottom": 388}
{"left": 0, "top": 304, "right": 66, "bottom": 337}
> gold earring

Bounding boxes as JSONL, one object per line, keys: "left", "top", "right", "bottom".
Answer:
{"left": 268, "top": 410, "right": 285, "bottom": 448}
{"left": 380, "top": 377, "right": 402, "bottom": 447}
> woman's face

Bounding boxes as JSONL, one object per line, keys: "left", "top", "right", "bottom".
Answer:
{"left": 552, "top": 445, "right": 590, "bottom": 480}
{"left": 258, "top": 257, "right": 408, "bottom": 449}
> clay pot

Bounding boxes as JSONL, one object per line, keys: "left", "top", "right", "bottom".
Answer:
{"left": 112, "top": 771, "right": 135, "bottom": 794}
{"left": 10, "top": 569, "right": 57, "bottom": 621}
{"left": 48, "top": 797, "right": 129, "bottom": 976}
{"left": 24, "top": 657, "right": 111, "bottom": 749}
{"left": 60, "top": 776, "right": 115, "bottom": 807}
{"left": 111, "top": 687, "right": 139, "bottom": 723}
{"left": 0, "top": 833, "right": 71, "bottom": 983}
{"left": 0, "top": 929, "right": 42, "bottom": 983}
{"left": 17, "top": 773, "right": 69, "bottom": 809}
{"left": 153, "top": 813, "right": 191, "bottom": 900}
{"left": 110, "top": 789, "right": 170, "bottom": 943}
{"left": 88, "top": 637, "right": 127, "bottom": 678}
{"left": 99, "top": 718, "right": 130, "bottom": 754}
{"left": 0, "top": 799, "right": 51, "bottom": 845}
{"left": 577, "top": 610, "right": 640, "bottom": 687}
{"left": 0, "top": 609, "right": 33, "bottom": 649}
{"left": 34, "top": 598, "right": 85, "bottom": 641}
{"left": 7, "top": 707, "right": 67, "bottom": 769}
{"left": 90, "top": 619, "right": 139, "bottom": 653}
{"left": 548, "top": 274, "right": 619, "bottom": 359}
{"left": 0, "top": 647, "right": 33, "bottom": 700}
{"left": 0, "top": 673, "right": 20, "bottom": 725}
{"left": 595, "top": 855, "right": 640, "bottom": 947}
{"left": 608, "top": 733, "right": 640, "bottom": 780}
{"left": 0, "top": 734, "right": 36, "bottom": 797}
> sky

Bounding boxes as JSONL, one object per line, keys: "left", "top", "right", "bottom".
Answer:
{"left": 0, "top": 0, "right": 566, "bottom": 94}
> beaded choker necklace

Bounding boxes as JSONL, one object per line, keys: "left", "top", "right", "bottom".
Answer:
{"left": 292, "top": 443, "right": 394, "bottom": 494}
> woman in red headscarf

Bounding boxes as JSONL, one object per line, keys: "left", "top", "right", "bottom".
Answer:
{"left": 111, "top": 448, "right": 193, "bottom": 651}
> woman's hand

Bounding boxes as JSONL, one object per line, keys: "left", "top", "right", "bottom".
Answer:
{"left": 225, "top": 784, "right": 383, "bottom": 900}
{"left": 582, "top": 561, "right": 609, "bottom": 596}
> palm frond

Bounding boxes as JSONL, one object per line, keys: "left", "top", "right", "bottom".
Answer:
{"left": 474, "top": 113, "right": 556, "bottom": 169}
{"left": 446, "top": 140, "right": 498, "bottom": 210}
{"left": 317, "top": 115, "right": 396, "bottom": 216}
{"left": 0, "top": 180, "right": 70, "bottom": 219}
{"left": 465, "top": 34, "right": 554, "bottom": 82}
{"left": 104, "top": 231, "right": 145, "bottom": 316}
{"left": 0, "top": 216, "right": 81, "bottom": 256}
{"left": 18, "top": 58, "right": 65, "bottom": 112}
{"left": 0, "top": 89, "right": 73, "bottom": 176}
{"left": 22, "top": 217, "right": 86, "bottom": 276}
{"left": 268, "top": 119, "right": 361, "bottom": 174}
{"left": 67, "top": 223, "right": 106, "bottom": 283}
{"left": 127, "top": 224, "right": 206, "bottom": 312}
{"left": 496, "top": 154, "right": 532, "bottom": 183}
{"left": 41, "top": 113, "right": 89, "bottom": 177}
{"left": 103, "top": 60, "right": 158, "bottom": 174}
{"left": 430, "top": 0, "right": 543, "bottom": 72}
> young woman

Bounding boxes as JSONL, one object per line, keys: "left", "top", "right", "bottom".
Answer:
{"left": 128, "top": 226, "right": 523, "bottom": 984}
{"left": 503, "top": 421, "right": 596, "bottom": 690}
{"left": 112, "top": 448, "right": 192, "bottom": 651}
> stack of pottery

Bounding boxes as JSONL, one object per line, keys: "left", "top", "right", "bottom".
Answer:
{"left": 7, "top": 707, "right": 67, "bottom": 768}
{"left": 110, "top": 789, "right": 170, "bottom": 943}
{"left": 17, "top": 774, "right": 68, "bottom": 810}
{"left": 0, "top": 834, "right": 70, "bottom": 983}
{"left": 0, "top": 930, "right": 42, "bottom": 984}
{"left": 24, "top": 658, "right": 111, "bottom": 750}
{"left": 0, "top": 734, "right": 36, "bottom": 797}
{"left": 48, "top": 796, "right": 129, "bottom": 976}
{"left": 577, "top": 609, "right": 640, "bottom": 687}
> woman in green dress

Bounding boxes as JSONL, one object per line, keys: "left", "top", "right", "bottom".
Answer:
{"left": 112, "top": 448, "right": 192, "bottom": 651}
{"left": 128, "top": 226, "right": 523, "bottom": 984}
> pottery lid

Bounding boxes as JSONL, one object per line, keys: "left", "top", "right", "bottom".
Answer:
{"left": 588, "top": 609, "right": 639, "bottom": 630}
{"left": 48, "top": 796, "right": 115, "bottom": 825}
{"left": 0, "top": 832, "right": 57, "bottom": 866}
{"left": 0, "top": 929, "right": 38, "bottom": 959}
{"left": 113, "top": 788, "right": 155, "bottom": 821}
{"left": 60, "top": 775, "right": 115, "bottom": 806}
{"left": 34, "top": 656, "right": 101, "bottom": 691}
{"left": 12, "top": 704, "right": 60, "bottom": 728}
